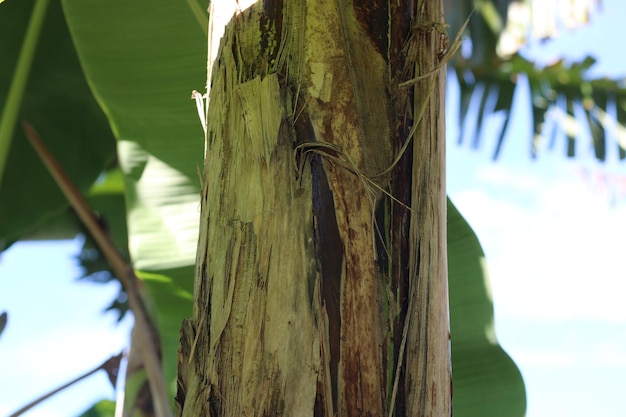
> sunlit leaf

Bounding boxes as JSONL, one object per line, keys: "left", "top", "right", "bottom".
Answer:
{"left": 570, "top": 55, "right": 598, "bottom": 78}
{"left": 62, "top": 0, "right": 205, "bottom": 272}
{"left": 61, "top": 0, "right": 206, "bottom": 403}
{"left": 0, "top": 0, "right": 117, "bottom": 249}
{"left": 457, "top": 69, "right": 476, "bottom": 145}
{"left": 472, "top": 81, "right": 496, "bottom": 149}
{"left": 136, "top": 270, "right": 193, "bottom": 398}
{"left": 492, "top": 79, "right": 516, "bottom": 159}
{"left": 566, "top": 95, "right": 577, "bottom": 157}
{"left": 586, "top": 108, "right": 606, "bottom": 160}
{"left": 529, "top": 79, "right": 550, "bottom": 157}
{"left": 77, "top": 399, "right": 115, "bottom": 417}
{"left": 592, "top": 90, "right": 608, "bottom": 160}
{"left": 617, "top": 99, "right": 626, "bottom": 159}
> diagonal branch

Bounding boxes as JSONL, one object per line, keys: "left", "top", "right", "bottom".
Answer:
{"left": 8, "top": 353, "right": 123, "bottom": 417}
{"left": 21, "top": 120, "right": 173, "bottom": 417}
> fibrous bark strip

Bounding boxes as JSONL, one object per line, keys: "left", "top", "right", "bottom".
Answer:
{"left": 176, "top": 1, "right": 450, "bottom": 416}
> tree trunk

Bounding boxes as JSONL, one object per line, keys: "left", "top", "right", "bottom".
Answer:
{"left": 176, "top": 1, "right": 450, "bottom": 416}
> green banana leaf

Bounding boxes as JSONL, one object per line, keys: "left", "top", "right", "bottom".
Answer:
{"left": 77, "top": 399, "right": 116, "bottom": 417}
{"left": 61, "top": 0, "right": 207, "bottom": 401}
{"left": 0, "top": 0, "right": 117, "bottom": 249}
{"left": 0, "top": 1, "right": 525, "bottom": 415}
{"left": 448, "top": 198, "right": 526, "bottom": 416}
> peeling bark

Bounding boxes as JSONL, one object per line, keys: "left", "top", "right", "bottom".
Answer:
{"left": 176, "top": 1, "right": 450, "bottom": 416}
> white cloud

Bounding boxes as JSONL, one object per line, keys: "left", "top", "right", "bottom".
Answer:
{"left": 504, "top": 337, "right": 626, "bottom": 374}
{"left": 590, "top": 341, "right": 626, "bottom": 368}
{"left": 510, "top": 348, "right": 578, "bottom": 368}
{"left": 450, "top": 161, "right": 626, "bottom": 323}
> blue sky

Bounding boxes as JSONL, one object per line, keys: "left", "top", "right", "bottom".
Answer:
{"left": 0, "top": 240, "right": 131, "bottom": 416}
{"left": 447, "top": 1, "right": 626, "bottom": 415}
{"left": 448, "top": 112, "right": 626, "bottom": 416}
{"left": 2, "top": 1, "right": 626, "bottom": 416}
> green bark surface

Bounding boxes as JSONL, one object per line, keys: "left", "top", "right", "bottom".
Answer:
{"left": 177, "top": 1, "right": 451, "bottom": 416}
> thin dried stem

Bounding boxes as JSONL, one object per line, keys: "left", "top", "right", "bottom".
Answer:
{"left": 22, "top": 121, "right": 173, "bottom": 417}
{"left": 8, "top": 353, "right": 123, "bottom": 417}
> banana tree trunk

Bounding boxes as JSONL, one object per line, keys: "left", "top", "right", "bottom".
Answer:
{"left": 176, "top": 0, "right": 450, "bottom": 415}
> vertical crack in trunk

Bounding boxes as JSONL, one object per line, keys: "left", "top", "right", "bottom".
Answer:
{"left": 311, "top": 156, "right": 343, "bottom": 414}
{"left": 301, "top": 0, "right": 394, "bottom": 415}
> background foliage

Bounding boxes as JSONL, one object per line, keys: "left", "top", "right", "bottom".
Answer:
{"left": 3, "top": 0, "right": 617, "bottom": 415}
